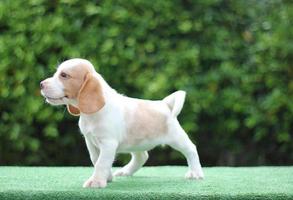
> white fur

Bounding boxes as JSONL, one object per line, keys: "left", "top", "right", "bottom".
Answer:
{"left": 40, "top": 58, "right": 204, "bottom": 188}
{"left": 163, "top": 90, "right": 186, "bottom": 117}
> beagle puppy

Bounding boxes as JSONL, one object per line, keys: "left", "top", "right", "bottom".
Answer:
{"left": 40, "top": 58, "right": 204, "bottom": 188}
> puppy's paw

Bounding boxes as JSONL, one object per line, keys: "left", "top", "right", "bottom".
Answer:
{"left": 83, "top": 176, "right": 107, "bottom": 188}
{"left": 113, "top": 169, "right": 132, "bottom": 177}
{"left": 185, "top": 169, "right": 204, "bottom": 180}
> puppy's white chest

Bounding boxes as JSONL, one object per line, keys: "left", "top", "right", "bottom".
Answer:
{"left": 78, "top": 114, "right": 115, "bottom": 140}
{"left": 78, "top": 117, "right": 96, "bottom": 135}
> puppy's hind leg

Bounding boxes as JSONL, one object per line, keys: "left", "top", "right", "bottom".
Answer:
{"left": 167, "top": 122, "right": 204, "bottom": 180}
{"left": 114, "top": 151, "right": 149, "bottom": 176}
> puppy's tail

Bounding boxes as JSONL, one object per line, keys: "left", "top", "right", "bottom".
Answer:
{"left": 163, "top": 90, "right": 186, "bottom": 117}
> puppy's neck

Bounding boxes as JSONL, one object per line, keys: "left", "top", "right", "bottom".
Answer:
{"left": 95, "top": 73, "right": 114, "bottom": 92}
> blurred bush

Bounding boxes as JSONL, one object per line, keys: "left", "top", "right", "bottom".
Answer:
{"left": 0, "top": 0, "right": 292, "bottom": 166}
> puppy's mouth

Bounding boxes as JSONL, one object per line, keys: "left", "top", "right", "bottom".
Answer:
{"left": 44, "top": 95, "right": 68, "bottom": 101}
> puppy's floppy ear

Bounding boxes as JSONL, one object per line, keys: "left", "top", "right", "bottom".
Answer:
{"left": 78, "top": 73, "right": 105, "bottom": 114}
{"left": 67, "top": 105, "right": 80, "bottom": 116}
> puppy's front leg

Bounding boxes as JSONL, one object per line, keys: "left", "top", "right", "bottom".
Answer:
{"left": 83, "top": 140, "right": 118, "bottom": 188}
{"left": 85, "top": 137, "right": 99, "bottom": 166}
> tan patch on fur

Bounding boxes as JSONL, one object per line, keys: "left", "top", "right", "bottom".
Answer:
{"left": 78, "top": 73, "right": 105, "bottom": 114}
{"left": 60, "top": 64, "right": 91, "bottom": 99}
{"left": 125, "top": 101, "right": 168, "bottom": 145}
{"left": 60, "top": 64, "right": 105, "bottom": 115}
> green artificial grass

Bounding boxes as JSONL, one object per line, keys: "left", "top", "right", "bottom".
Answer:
{"left": 0, "top": 166, "right": 293, "bottom": 200}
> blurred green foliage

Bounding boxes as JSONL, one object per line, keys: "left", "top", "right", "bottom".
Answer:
{"left": 0, "top": 0, "right": 292, "bottom": 166}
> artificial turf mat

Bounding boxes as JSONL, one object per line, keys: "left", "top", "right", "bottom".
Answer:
{"left": 0, "top": 166, "right": 292, "bottom": 200}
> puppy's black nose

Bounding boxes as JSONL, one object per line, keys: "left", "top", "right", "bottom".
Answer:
{"left": 40, "top": 81, "right": 45, "bottom": 89}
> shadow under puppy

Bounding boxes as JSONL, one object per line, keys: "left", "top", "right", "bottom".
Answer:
{"left": 40, "top": 58, "right": 204, "bottom": 188}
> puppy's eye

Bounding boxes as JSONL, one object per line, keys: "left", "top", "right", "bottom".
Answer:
{"left": 60, "top": 72, "right": 70, "bottom": 79}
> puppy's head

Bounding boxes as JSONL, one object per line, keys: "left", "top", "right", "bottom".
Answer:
{"left": 40, "top": 58, "right": 105, "bottom": 116}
